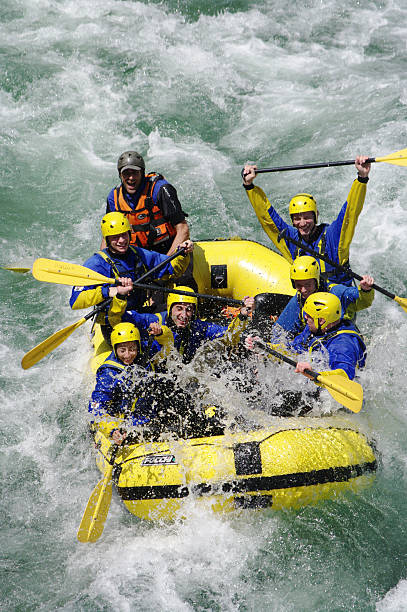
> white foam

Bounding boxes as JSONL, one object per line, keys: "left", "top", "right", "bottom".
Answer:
{"left": 377, "top": 579, "right": 407, "bottom": 612}
{"left": 1, "top": 0, "right": 407, "bottom": 609}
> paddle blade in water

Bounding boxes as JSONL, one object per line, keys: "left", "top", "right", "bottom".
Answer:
{"left": 77, "top": 469, "right": 113, "bottom": 543}
{"left": 21, "top": 318, "right": 86, "bottom": 369}
{"left": 375, "top": 147, "right": 407, "bottom": 166}
{"left": 316, "top": 372, "right": 363, "bottom": 413}
{"left": 32, "top": 258, "right": 115, "bottom": 286}
{"left": 394, "top": 295, "right": 407, "bottom": 313}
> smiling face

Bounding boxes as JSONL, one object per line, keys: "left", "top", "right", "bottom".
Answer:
{"left": 170, "top": 303, "right": 195, "bottom": 328}
{"left": 291, "top": 211, "right": 316, "bottom": 239}
{"left": 115, "top": 340, "right": 138, "bottom": 365}
{"left": 294, "top": 278, "right": 318, "bottom": 300}
{"left": 121, "top": 168, "right": 143, "bottom": 195}
{"left": 108, "top": 231, "right": 130, "bottom": 254}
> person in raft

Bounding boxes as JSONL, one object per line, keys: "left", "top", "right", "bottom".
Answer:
{"left": 141, "top": 287, "right": 255, "bottom": 365}
{"left": 272, "top": 256, "right": 374, "bottom": 338}
{"left": 70, "top": 212, "right": 193, "bottom": 340}
{"left": 88, "top": 322, "right": 224, "bottom": 443}
{"left": 103, "top": 150, "right": 189, "bottom": 255}
{"left": 247, "top": 292, "right": 366, "bottom": 382}
{"left": 242, "top": 155, "right": 371, "bottom": 286}
{"left": 88, "top": 322, "right": 158, "bottom": 445}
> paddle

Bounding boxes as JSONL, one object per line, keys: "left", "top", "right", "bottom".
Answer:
{"left": 32, "top": 248, "right": 185, "bottom": 287}
{"left": 133, "top": 282, "right": 243, "bottom": 306}
{"left": 22, "top": 249, "right": 188, "bottom": 369}
{"left": 21, "top": 298, "right": 112, "bottom": 370}
{"left": 31, "top": 252, "right": 245, "bottom": 305}
{"left": 77, "top": 445, "right": 119, "bottom": 543}
{"left": 255, "top": 341, "right": 363, "bottom": 413}
{"left": 277, "top": 228, "right": 407, "bottom": 314}
{"left": 247, "top": 147, "right": 407, "bottom": 174}
{"left": 1, "top": 266, "right": 31, "bottom": 273}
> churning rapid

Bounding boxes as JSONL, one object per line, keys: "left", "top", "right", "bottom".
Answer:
{"left": 1, "top": 0, "right": 407, "bottom": 610}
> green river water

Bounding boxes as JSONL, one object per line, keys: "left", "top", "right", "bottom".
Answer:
{"left": 1, "top": 1, "right": 406, "bottom": 610}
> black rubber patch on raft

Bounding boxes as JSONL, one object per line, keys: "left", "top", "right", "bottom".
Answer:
{"left": 211, "top": 264, "right": 227, "bottom": 289}
{"left": 117, "top": 460, "right": 377, "bottom": 501}
{"left": 233, "top": 442, "right": 262, "bottom": 475}
{"left": 234, "top": 495, "right": 273, "bottom": 509}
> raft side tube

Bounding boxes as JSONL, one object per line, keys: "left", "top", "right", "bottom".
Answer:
{"left": 193, "top": 240, "right": 295, "bottom": 300}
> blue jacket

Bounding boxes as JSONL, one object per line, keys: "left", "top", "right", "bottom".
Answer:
{"left": 124, "top": 310, "right": 232, "bottom": 364}
{"left": 275, "top": 284, "right": 364, "bottom": 337}
{"left": 88, "top": 352, "right": 156, "bottom": 426}
{"left": 69, "top": 245, "right": 188, "bottom": 316}
{"left": 246, "top": 179, "right": 367, "bottom": 285}
{"left": 162, "top": 313, "right": 230, "bottom": 363}
{"left": 290, "top": 320, "right": 366, "bottom": 380}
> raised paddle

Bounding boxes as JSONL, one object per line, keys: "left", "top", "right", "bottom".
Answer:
{"left": 32, "top": 247, "right": 186, "bottom": 287}
{"left": 277, "top": 228, "right": 407, "bottom": 314}
{"left": 255, "top": 341, "right": 363, "bottom": 413}
{"left": 21, "top": 298, "right": 112, "bottom": 370}
{"left": 246, "top": 147, "right": 407, "bottom": 174}
{"left": 77, "top": 446, "right": 119, "bottom": 543}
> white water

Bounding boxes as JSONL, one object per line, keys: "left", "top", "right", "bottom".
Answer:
{"left": 1, "top": 1, "right": 407, "bottom": 610}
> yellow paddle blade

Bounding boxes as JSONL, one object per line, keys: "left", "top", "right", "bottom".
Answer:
{"left": 394, "top": 295, "right": 407, "bottom": 314}
{"left": 316, "top": 372, "right": 363, "bottom": 413}
{"left": 375, "top": 147, "right": 407, "bottom": 167}
{"left": 77, "top": 466, "right": 113, "bottom": 543}
{"left": 21, "top": 318, "right": 86, "bottom": 369}
{"left": 32, "top": 258, "right": 115, "bottom": 287}
{"left": 1, "top": 266, "right": 31, "bottom": 273}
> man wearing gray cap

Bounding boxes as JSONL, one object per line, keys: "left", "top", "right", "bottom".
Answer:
{"left": 105, "top": 150, "right": 190, "bottom": 255}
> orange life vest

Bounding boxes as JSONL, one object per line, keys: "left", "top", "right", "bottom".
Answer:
{"left": 113, "top": 173, "right": 177, "bottom": 249}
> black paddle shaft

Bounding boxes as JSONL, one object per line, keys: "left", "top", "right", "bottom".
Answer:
{"left": 85, "top": 298, "right": 113, "bottom": 321}
{"left": 135, "top": 247, "right": 186, "bottom": 284}
{"left": 278, "top": 229, "right": 397, "bottom": 300}
{"left": 133, "top": 282, "right": 243, "bottom": 306}
{"left": 85, "top": 251, "right": 186, "bottom": 321}
{"left": 253, "top": 158, "right": 376, "bottom": 174}
{"left": 256, "top": 341, "right": 318, "bottom": 381}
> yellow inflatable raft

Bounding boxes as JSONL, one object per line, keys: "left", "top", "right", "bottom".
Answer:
{"left": 89, "top": 239, "right": 377, "bottom": 521}
{"left": 91, "top": 417, "right": 376, "bottom": 521}
{"left": 192, "top": 237, "right": 294, "bottom": 299}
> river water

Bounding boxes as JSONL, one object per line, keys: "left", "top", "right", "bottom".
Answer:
{"left": 1, "top": 1, "right": 406, "bottom": 610}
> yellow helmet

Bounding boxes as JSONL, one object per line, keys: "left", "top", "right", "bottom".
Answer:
{"left": 290, "top": 256, "right": 320, "bottom": 289}
{"left": 167, "top": 286, "right": 198, "bottom": 316}
{"left": 303, "top": 292, "right": 341, "bottom": 331}
{"left": 111, "top": 323, "right": 141, "bottom": 354}
{"left": 289, "top": 193, "right": 318, "bottom": 219}
{"left": 101, "top": 212, "right": 131, "bottom": 238}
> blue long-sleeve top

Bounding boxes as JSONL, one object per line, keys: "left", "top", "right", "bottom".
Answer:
{"left": 124, "top": 310, "right": 236, "bottom": 364}
{"left": 88, "top": 351, "right": 156, "bottom": 426}
{"left": 275, "top": 283, "right": 367, "bottom": 337}
{"left": 245, "top": 179, "right": 367, "bottom": 285}
{"left": 69, "top": 245, "right": 189, "bottom": 315}
{"left": 289, "top": 320, "right": 366, "bottom": 380}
